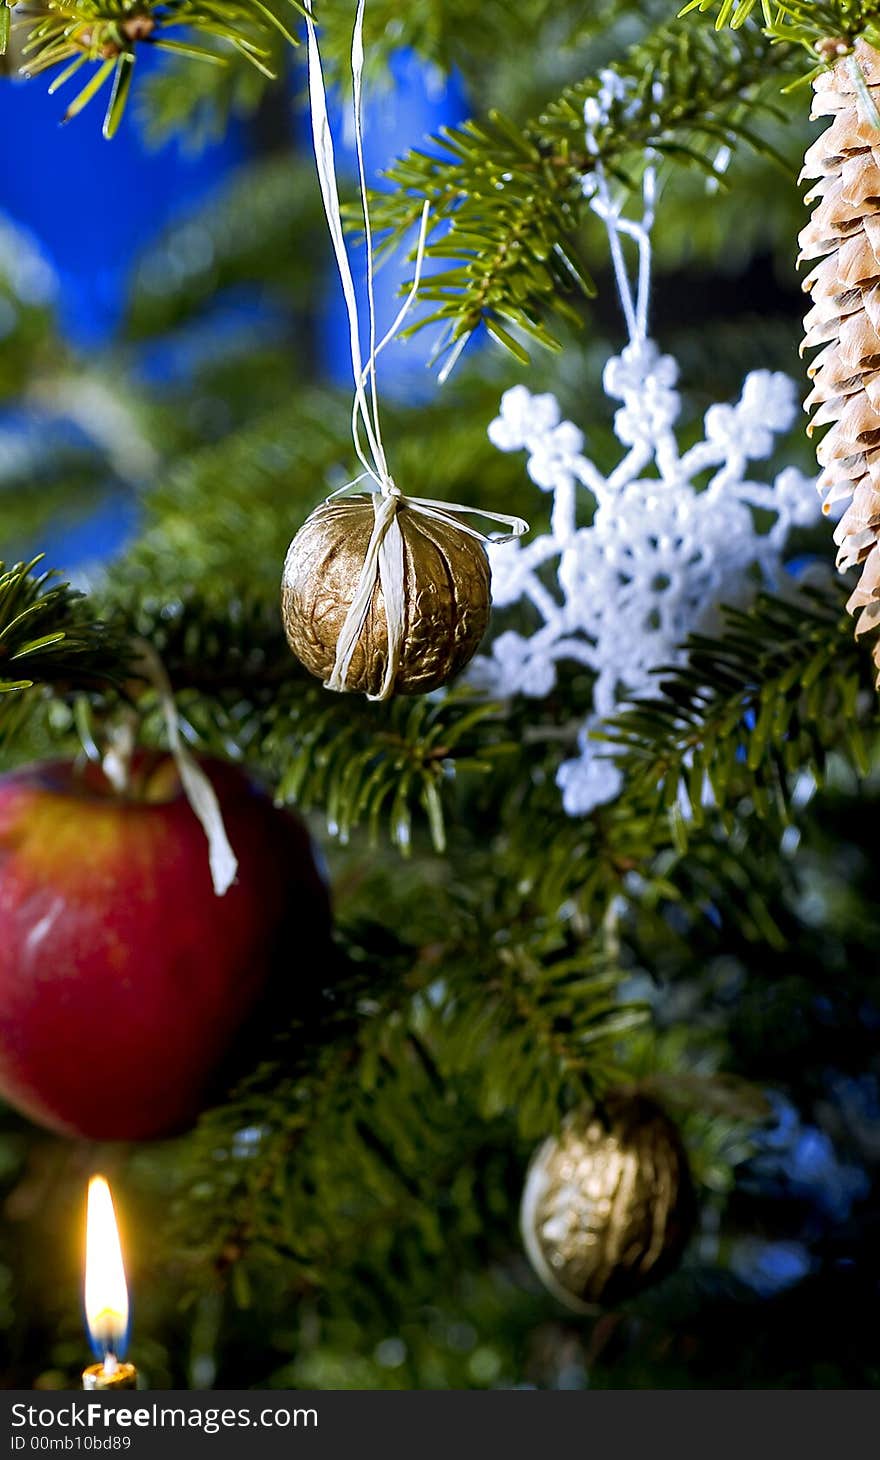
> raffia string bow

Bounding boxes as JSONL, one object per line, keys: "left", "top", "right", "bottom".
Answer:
{"left": 281, "top": 0, "right": 527, "bottom": 702}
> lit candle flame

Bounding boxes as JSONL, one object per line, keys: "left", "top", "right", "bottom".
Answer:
{"left": 84, "top": 1175, "right": 129, "bottom": 1362}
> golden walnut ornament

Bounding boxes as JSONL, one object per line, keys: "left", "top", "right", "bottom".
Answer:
{"left": 281, "top": 495, "right": 492, "bottom": 699}
{"left": 520, "top": 1091, "right": 696, "bottom": 1310}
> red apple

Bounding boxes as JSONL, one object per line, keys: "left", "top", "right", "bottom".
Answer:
{"left": 0, "top": 754, "right": 330, "bottom": 1140}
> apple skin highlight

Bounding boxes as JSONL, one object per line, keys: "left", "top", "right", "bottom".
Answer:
{"left": 0, "top": 756, "right": 330, "bottom": 1140}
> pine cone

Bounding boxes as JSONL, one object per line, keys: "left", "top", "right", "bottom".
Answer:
{"left": 801, "top": 38, "right": 880, "bottom": 679}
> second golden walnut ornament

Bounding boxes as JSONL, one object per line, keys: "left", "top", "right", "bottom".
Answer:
{"left": 520, "top": 1091, "right": 696, "bottom": 1310}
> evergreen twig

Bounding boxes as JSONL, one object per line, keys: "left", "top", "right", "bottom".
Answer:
{"left": 598, "top": 584, "right": 872, "bottom": 843}
{"left": 370, "top": 22, "right": 798, "bottom": 366}
{"left": 6, "top": 0, "right": 303, "bottom": 134}
{"left": 0, "top": 558, "right": 125, "bottom": 742}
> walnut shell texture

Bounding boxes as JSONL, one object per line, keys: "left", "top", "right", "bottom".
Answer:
{"left": 520, "top": 1091, "right": 696, "bottom": 1310}
{"left": 281, "top": 495, "right": 492, "bottom": 697}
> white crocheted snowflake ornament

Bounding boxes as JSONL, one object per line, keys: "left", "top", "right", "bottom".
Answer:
{"left": 475, "top": 340, "right": 820, "bottom": 816}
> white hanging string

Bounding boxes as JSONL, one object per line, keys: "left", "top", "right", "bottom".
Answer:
{"left": 131, "top": 641, "right": 239, "bottom": 897}
{"left": 350, "top": 0, "right": 382, "bottom": 472}
{"left": 635, "top": 164, "right": 656, "bottom": 340}
{"left": 304, "top": 0, "right": 382, "bottom": 487}
{"left": 584, "top": 107, "right": 656, "bottom": 346}
{"left": 299, "top": 0, "right": 528, "bottom": 701}
{"left": 588, "top": 163, "right": 656, "bottom": 345}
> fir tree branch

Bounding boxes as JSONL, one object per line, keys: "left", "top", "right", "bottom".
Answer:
{"left": 314, "top": 0, "right": 643, "bottom": 86}
{"left": 0, "top": 558, "right": 124, "bottom": 697}
{"left": 265, "top": 686, "right": 516, "bottom": 856}
{"left": 6, "top": 0, "right": 302, "bottom": 134}
{"left": 597, "top": 583, "right": 873, "bottom": 844}
{"left": 678, "top": 0, "right": 880, "bottom": 58}
{"left": 158, "top": 886, "right": 645, "bottom": 1286}
{"left": 371, "top": 21, "right": 799, "bottom": 367}
{"left": 134, "top": 0, "right": 660, "bottom": 146}
{"left": 59, "top": 583, "right": 517, "bottom": 855}
{"left": 0, "top": 558, "right": 127, "bottom": 756}
{"left": 433, "top": 940, "right": 648, "bottom": 1133}
{"left": 0, "top": 569, "right": 515, "bottom": 854}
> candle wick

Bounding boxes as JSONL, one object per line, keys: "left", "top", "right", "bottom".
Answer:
{"left": 103, "top": 1353, "right": 119, "bottom": 1377}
